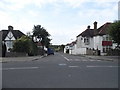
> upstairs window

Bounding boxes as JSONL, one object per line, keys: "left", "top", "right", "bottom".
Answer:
{"left": 103, "top": 35, "right": 111, "bottom": 41}
{"left": 84, "top": 37, "right": 89, "bottom": 45}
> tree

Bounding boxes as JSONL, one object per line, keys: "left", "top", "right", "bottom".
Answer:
{"left": 108, "top": 20, "right": 120, "bottom": 48}
{"left": 32, "top": 25, "right": 51, "bottom": 47}
{"left": 13, "top": 36, "right": 38, "bottom": 56}
{"left": 60, "top": 44, "right": 65, "bottom": 51}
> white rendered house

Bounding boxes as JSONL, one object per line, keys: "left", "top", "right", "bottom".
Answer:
{"left": 66, "top": 21, "right": 117, "bottom": 55}
{"left": 1, "top": 26, "right": 25, "bottom": 52}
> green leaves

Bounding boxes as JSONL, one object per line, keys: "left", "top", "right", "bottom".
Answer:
{"left": 108, "top": 20, "right": 120, "bottom": 47}
{"left": 33, "top": 25, "right": 51, "bottom": 47}
{"left": 13, "top": 36, "right": 38, "bottom": 56}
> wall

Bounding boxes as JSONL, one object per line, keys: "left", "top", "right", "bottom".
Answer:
{"left": 93, "top": 35, "right": 103, "bottom": 51}
{"left": 76, "top": 36, "right": 81, "bottom": 48}
{"left": 75, "top": 47, "right": 87, "bottom": 55}
{"left": 71, "top": 44, "right": 77, "bottom": 55}
{"left": 75, "top": 36, "right": 94, "bottom": 55}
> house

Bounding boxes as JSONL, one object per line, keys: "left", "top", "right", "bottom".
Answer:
{"left": 0, "top": 26, "right": 25, "bottom": 52}
{"left": 64, "top": 40, "right": 77, "bottom": 54}
{"left": 65, "top": 21, "right": 117, "bottom": 55}
{"left": 64, "top": 43, "right": 71, "bottom": 54}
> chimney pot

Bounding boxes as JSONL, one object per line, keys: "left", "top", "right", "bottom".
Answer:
{"left": 8, "top": 25, "right": 13, "bottom": 30}
{"left": 87, "top": 25, "right": 90, "bottom": 29}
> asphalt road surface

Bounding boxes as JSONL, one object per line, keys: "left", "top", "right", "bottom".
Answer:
{"left": 2, "top": 52, "right": 119, "bottom": 88}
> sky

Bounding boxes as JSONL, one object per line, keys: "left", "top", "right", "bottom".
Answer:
{"left": 0, "top": 0, "right": 119, "bottom": 45}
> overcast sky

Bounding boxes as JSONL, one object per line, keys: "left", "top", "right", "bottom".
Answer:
{"left": 0, "top": 0, "right": 119, "bottom": 45}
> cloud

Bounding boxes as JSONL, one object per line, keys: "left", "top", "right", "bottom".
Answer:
{"left": 63, "top": 0, "right": 119, "bottom": 8}
{"left": 0, "top": 0, "right": 58, "bottom": 11}
{"left": 0, "top": 11, "right": 14, "bottom": 30}
{"left": 1, "top": 0, "right": 119, "bottom": 11}
{"left": 49, "top": 24, "right": 87, "bottom": 45}
{"left": 0, "top": 0, "right": 119, "bottom": 45}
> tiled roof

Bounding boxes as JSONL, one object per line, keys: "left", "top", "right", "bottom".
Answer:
{"left": 97, "top": 22, "right": 111, "bottom": 35}
{"left": 1, "top": 29, "right": 25, "bottom": 41}
{"left": 77, "top": 22, "right": 112, "bottom": 37}
{"left": 77, "top": 29, "right": 94, "bottom": 37}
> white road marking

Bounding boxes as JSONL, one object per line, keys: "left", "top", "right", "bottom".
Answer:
{"left": 68, "top": 74, "right": 71, "bottom": 77}
{"left": 86, "top": 65, "right": 119, "bottom": 68}
{"left": 89, "top": 60, "right": 96, "bottom": 62}
{"left": 61, "top": 55, "right": 70, "bottom": 61}
{"left": 75, "top": 59, "right": 79, "bottom": 61}
{"left": 61, "top": 55, "right": 103, "bottom": 62}
{"left": 61, "top": 55, "right": 64, "bottom": 57}
{"left": 68, "top": 66, "right": 79, "bottom": 68}
{"left": 2, "top": 67, "right": 39, "bottom": 70}
{"left": 58, "top": 64, "right": 67, "bottom": 66}
{"left": 63, "top": 57, "right": 70, "bottom": 61}
{"left": 82, "top": 60, "right": 88, "bottom": 61}
{"left": 96, "top": 60, "right": 101, "bottom": 61}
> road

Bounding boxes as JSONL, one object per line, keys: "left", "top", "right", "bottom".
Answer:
{"left": 2, "top": 52, "right": 119, "bottom": 88}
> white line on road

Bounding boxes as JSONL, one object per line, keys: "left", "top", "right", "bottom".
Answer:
{"left": 63, "top": 57, "right": 70, "bottom": 61}
{"left": 60, "top": 55, "right": 70, "bottom": 61}
{"left": 68, "top": 66, "right": 79, "bottom": 68}
{"left": 86, "top": 65, "right": 119, "bottom": 68}
{"left": 58, "top": 64, "right": 67, "bottom": 66}
{"left": 2, "top": 67, "right": 39, "bottom": 70}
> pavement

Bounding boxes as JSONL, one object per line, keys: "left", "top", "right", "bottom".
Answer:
{"left": 72, "top": 54, "right": 119, "bottom": 62}
{"left": 0, "top": 55, "right": 45, "bottom": 63}
{"left": 84, "top": 55, "right": 119, "bottom": 61}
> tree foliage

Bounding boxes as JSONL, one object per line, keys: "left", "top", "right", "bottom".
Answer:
{"left": 108, "top": 20, "right": 120, "bottom": 47}
{"left": 32, "top": 25, "right": 51, "bottom": 47}
{"left": 13, "top": 36, "right": 38, "bottom": 56}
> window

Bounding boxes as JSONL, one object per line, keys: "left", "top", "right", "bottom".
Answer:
{"left": 86, "top": 38, "right": 89, "bottom": 43}
{"left": 106, "top": 36, "right": 109, "bottom": 41}
{"left": 84, "top": 37, "right": 89, "bottom": 45}
{"left": 103, "top": 37, "right": 106, "bottom": 41}
{"left": 84, "top": 38, "right": 86, "bottom": 43}
{"left": 103, "top": 46, "right": 112, "bottom": 53}
{"left": 103, "top": 35, "right": 111, "bottom": 41}
{"left": 6, "top": 41, "right": 13, "bottom": 48}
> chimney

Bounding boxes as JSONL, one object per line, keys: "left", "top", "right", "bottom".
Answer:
{"left": 8, "top": 25, "right": 13, "bottom": 31}
{"left": 93, "top": 21, "right": 97, "bottom": 35}
{"left": 94, "top": 21, "right": 97, "bottom": 30}
{"left": 87, "top": 25, "right": 90, "bottom": 29}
